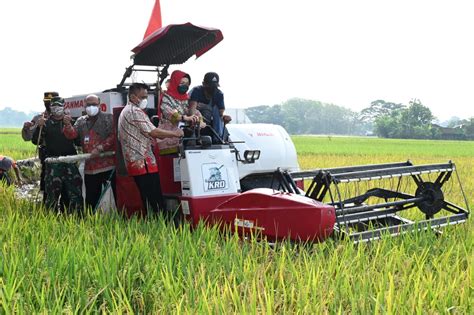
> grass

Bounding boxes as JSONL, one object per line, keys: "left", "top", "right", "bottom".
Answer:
{"left": 0, "top": 129, "right": 37, "bottom": 160}
{"left": 0, "top": 129, "right": 472, "bottom": 313}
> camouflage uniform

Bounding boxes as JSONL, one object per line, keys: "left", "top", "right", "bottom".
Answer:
{"left": 33, "top": 111, "right": 83, "bottom": 213}
{"left": 45, "top": 163, "right": 83, "bottom": 213}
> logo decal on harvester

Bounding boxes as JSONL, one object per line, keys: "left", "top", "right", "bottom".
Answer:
{"left": 202, "top": 163, "right": 228, "bottom": 191}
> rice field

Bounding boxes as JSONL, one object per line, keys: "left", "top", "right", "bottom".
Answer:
{"left": 1, "top": 129, "right": 472, "bottom": 313}
{"left": 0, "top": 129, "right": 38, "bottom": 160}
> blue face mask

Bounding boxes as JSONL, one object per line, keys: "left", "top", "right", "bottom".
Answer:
{"left": 178, "top": 84, "right": 189, "bottom": 94}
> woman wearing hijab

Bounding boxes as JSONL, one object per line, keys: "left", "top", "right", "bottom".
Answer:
{"left": 158, "top": 70, "right": 203, "bottom": 154}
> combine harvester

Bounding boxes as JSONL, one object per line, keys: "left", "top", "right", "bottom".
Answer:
{"left": 63, "top": 22, "right": 469, "bottom": 243}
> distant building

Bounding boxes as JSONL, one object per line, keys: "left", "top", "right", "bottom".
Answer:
{"left": 431, "top": 124, "right": 465, "bottom": 140}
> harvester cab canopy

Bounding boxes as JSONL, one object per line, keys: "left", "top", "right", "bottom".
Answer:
{"left": 118, "top": 23, "right": 223, "bottom": 88}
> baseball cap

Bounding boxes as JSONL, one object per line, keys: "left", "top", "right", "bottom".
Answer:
{"left": 43, "top": 91, "right": 59, "bottom": 102}
{"left": 50, "top": 96, "right": 65, "bottom": 107}
{"left": 203, "top": 72, "right": 220, "bottom": 87}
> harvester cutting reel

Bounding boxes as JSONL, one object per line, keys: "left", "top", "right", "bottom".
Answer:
{"left": 284, "top": 161, "right": 470, "bottom": 243}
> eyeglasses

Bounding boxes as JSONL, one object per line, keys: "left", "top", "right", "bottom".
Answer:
{"left": 85, "top": 103, "right": 99, "bottom": 107}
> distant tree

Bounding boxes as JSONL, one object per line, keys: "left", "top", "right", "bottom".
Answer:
{"left": 0, "top": 107, "right": 37, "bottom": 127}
{"left": 245, "top": 98, "right": 360, "bottom": 135}
{"left": 359, "top": 100, "right": 405, "bottom": 123}
{"left": 446, "top": 116, "right": 464, "bottom": 128}
{"left": 281, "top": 98, "right": 317, "bottom": 134}
{"left": 405, "top": 99, "right": 434, "bottom": 125}
{"left": 374, "top": 99, "right": 434, "bottom": 139}
{"left": 462, "top": 117, "right": 474, "bottom": 139}
{"left": 374, "top": 110, "right": 403, "bottom": 138}
{"left": 433, "top": 116, "right": 467, "bottom": 128}
{"left": 245, "top": 105, "right": 284, "bottom": 125}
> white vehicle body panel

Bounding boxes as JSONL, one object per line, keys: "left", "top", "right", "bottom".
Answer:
{"left": 64, "top": 92, "right": 155, "bottom": 118}
{"left": 226, "top": 124, "right": 300, "bottom": 179}
{"left": 180, "top": 148, "right": 241, "bottom": 197}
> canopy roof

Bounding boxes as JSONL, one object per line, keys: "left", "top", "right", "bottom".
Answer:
{"left": 132, "top": 23, "right": 224, "bottom": 67}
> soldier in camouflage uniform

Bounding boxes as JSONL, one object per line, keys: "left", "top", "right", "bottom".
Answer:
{"left": 33, "top": 97, "right": 83, "bottom": 213}
{"left": 22, "top": 91, "right": 58, "bottom": 201}
{"left": 44, "top": 162, "right": 83, "bottom": 212}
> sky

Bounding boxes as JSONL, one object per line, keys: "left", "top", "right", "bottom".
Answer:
{"left": 0, "top": 0, "right": 473, "bottom": 121}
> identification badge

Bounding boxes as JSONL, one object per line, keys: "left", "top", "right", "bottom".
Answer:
{"left": 84, "top": 135, "right": 90, "bottom": 144}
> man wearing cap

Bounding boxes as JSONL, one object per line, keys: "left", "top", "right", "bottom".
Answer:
{"left": 33, "top": 97, "right": 83, "bottom": 213}
{"left": 22, "top": 92, "right": 58, "bottom": 200}
{"left": 22, "top": 91, "right": 58, "bottom": 141}
{"left": 63, "top": 94, "right": 116, "bottom": 211}
{"left": 0, "top": 155, "right": 22, "bottom": 186}
{"left": 189, "top": 72, "right": 231, "bottom": 142}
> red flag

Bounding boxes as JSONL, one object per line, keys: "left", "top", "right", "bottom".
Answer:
{"left": 143, "top": 0, "right": 162, "bottom": 39}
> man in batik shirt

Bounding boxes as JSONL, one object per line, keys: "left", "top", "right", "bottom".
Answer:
{"left": 118, "top": 83, "right": 183, "bottom": 214}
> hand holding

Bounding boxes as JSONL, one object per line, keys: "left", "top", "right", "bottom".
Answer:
{"left": 175, "top": 128, "right": 184, "bottom": 137}
{"left": 191, "top": 115, "right": 200, "bottom": 124}
{"left": 37, "top": 117, "right": 46, "bottom": 127}
{"left": 223, "top": 115, "right": 232, "bottom": 124}
{"left": 63, "top": 115, "right": 72, "bottom": 126}
{"left": 90, "top": 148, "right": 100, "bottom": 158}
{"left": 23, "top": 121, "right": 33, "bottom": 129}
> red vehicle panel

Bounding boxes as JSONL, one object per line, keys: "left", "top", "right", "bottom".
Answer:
{"left": 209, "top": 188, "right": 336, "bottom": 242}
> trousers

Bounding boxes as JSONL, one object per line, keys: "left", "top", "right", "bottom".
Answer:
{"left": 84, "top": 170, "right": 116, "bottom": 211}
{"left": 133, "top": 172, "right": 165, "bottom": 214}
{"left": 45, "top": 163, "right": 83, "bottom": 213}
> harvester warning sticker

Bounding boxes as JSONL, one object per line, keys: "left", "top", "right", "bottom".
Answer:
{"left": 181, "top": 200, "right": 190, "bottom": 215}
{"left": 202, "top": 163, "right": 228, "bottom": 191}
{"left": 234, "top": 218, "right": 265, "bottom": 231}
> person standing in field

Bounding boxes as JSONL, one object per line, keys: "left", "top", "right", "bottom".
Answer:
{"left": 63, "top": 94, "right": 116, "bottom": 211}
{"left": 118, "top": 83, "right": 183, "bottom": 214}
{"left": 0, "top": 155, "right": 22, "bottom": 186}
{"left": 22, "top": 91, "right": 58, "bottom": 201}
{"left": 33, "top": 97, "right": 83, "bottom": 213}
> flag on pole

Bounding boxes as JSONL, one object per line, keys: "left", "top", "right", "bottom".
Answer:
{"left": 143, "top": 0, "right": 162, "bottom": 39}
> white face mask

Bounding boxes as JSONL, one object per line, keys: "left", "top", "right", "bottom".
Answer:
{"left": 138, "top": 98, "right": 148, "bottom": 109}
{"left": 86, "top": 106, "right": 99, "bottom": 117}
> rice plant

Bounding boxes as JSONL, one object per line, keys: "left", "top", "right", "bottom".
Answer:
{"left": 0, "top": 130, "right": 472, "bottom": 313}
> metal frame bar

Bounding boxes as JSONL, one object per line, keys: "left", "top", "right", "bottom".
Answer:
{"left": 286, "top": 161, "right": 469, "bottom": 243}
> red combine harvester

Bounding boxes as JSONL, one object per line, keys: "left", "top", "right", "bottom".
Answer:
{"left": 65, "top": 23, "right": 469, "bottom": 243}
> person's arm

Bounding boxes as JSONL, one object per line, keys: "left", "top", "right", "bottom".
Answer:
{"left": 189, "top": 100, "right": 198, "bottom": 108}
{"left": 216, "top": 91, "right": 231, "bottom": 123}
{"left": 92, "top": 125, "right": 116, "bottom": 157}
{"left": 160, "top": 95, "right": 181, "bottom": 124}
{"left": 100, "top": 131, "right": 116, "bottom": 152}
{"left": 22, "top": 115, "right": 40, "bottom": 141}
{"left": 31, "top": 117, "right": 46, "bottom": 146}
{"left": 149, "top": 127, "right": 183, "bottom": 139}
{"left": 133, "top": 108, "right": 184, "bottom": 139}
{"left": 22, "top": 122, "right": 35, "bottom": 141}
{"left": 161, "top": 95, "right": 198, "bottom": 124}
{"left": 12, "top": 161, "right": 22, "bottom": 184}
{"left": 188, "top": 100, "right": 198, "bottom": 115}
{"left": 62, "top": 115, "right": 79, "bottom": 139}
{"left": 217, "top": 92, "right": 225, "bottom": 117}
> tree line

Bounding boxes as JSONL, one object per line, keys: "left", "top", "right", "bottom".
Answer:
{"left": 245, "top": 99, "right": 369, "bottom": 135}
{"left": 2, "top": 99, "right": 473, "bottom": 140}
{"left": 246, "top": 98, "right": 474, "bottom": 140}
